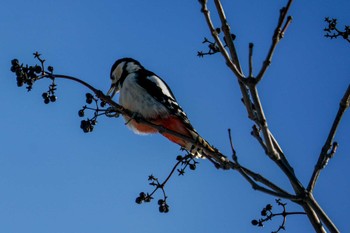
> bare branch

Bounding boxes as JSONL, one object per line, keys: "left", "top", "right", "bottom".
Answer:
{"left": 199, "top": 0, "right": 258, "bottom": 124}
{"left": 248, "top": 82, "right": 279, "bottom": 159}
{"left": 238, "top": 165, "right": 298, "bottom": 201}
{"left": 228, "top": 129, "right": 297, "bottom": 201}
{"left": 199, "top": 0, "right": 244, "bottom": 81}
{"left": 301, "top": 204, "right": 327, "bottom": 233}
{"left": 306, "top": 193, "right": 340, "bottom": 233}
{"left": 308, "top": 85, "right": 350, "bottom": 192}
{"left": 213, "top": 0, "right": 242, "bottom": 72}
{"left": 236, "top": 166, "right": 296, "bottom": 200}
{"left": 249, "top": 43, "right": 254, "bottom": 77}
{"left": 251, "top": 125, "right": 268, "bottom": 153}
{"left": 256, "top": 0, "right": 294, "bottom": 83}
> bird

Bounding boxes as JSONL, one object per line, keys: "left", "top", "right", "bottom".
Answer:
{"left": 107, "top": 58, "right": 229, "bottom": 168}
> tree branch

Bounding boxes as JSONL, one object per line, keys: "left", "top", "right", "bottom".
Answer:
{"left": 199, "top": 0, "right": 257, "bottom": 122}
{"left": 308, "top": 85, "right": 350, "bottom": 192}
{"left": 248, "top": 82, "right": 279, "bottom": 159}
{"left": 307, "top": 193, "right": 340, "bottom": 233}
{"left": 249, "top": 43, "right": 254, "bottom": 77}
{"left": 228, "top": 129, "right": 298, "bottom": 201}
{"left": 199, "top": 0, "right": 244, "bottom": 81}
{"left": 256, "top": 0, "right": 293, "bottom": 83}
{"left": 238, "top": 165, "right": 299, "bottom": 201}
{"left": 213, "top": 0, "right": 242, "bottom": 73}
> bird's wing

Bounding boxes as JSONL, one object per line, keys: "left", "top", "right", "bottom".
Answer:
{"left": 135, "top": 69, "right": 195, "bottom": 132}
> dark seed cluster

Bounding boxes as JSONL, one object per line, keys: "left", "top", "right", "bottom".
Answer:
{"left": 324, "top": 17, "right": 350, "bottom": 42}
{"left": 251, "top": 199, "right": 305, "bottom": 233}
{"left": 42, "top": 82, "right": 57, "bottom": 104}
{"left": 157, "top": 199, "right": 169, "bottom": 213}
{"left": 78, "top": 93, "right": 100, "bottom": 133}
{"left": 176, "top": 155, "right": 198, "bottom": 176}
{"left": 10, "top": 52, "right": 120, "bottom": 134}
{"left": 135, "top": 176, "right": 169, "bottom": 214}
{"left": 135, "top": 192, "right": 153, "bottom": 204}
{"left": 135, "top": 154, "right": 198, "bottom": 213}
{"left": 10, "top": 58, "right": 43, "bottom": 91}
{"left": 251, "top": 204, "right": 273, "bottom": 227}
{"left": 10, "top": 53, "right": 58, "bottom": 99}
{"left": 78, "top": 92, "right": 119, "bottom": 133}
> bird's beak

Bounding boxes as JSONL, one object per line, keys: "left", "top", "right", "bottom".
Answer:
{"left": 107, "top": 83, "right": 118, "bottom": 99}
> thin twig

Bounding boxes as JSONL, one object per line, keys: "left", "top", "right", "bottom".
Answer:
{"left": 248, "top": 81, "right": 304, "bottom": 193}
{"left": 238, "top": 165, "right": 298, "bottom": 201}
{"left": 211, "top": 0, "right": 258, "bottom": 121}
{"left": 236, "top": 166, "right": 297, "bottom": 200}
{"left": 199, "top": 1, "right": 244, "bottom": 81}
{"left": 249, "top": 43, "right": 254, "bottom": 77}
{"left": 214, "top": 0, "right": 242, "bottom": 73}
{"left": 228, "top": 129, "right": 297, "bottom": 200}
{"left": 200, "top": 0, "right": 257, "bottom": 121}
{"left": 308, "top": 85, "right": 350, "bottom": 192}
{"left": 251, "top": 125, "right": 268, "bottom": 154}
{"left": 228, "top": 129, "right": 238, "bottom": 162}
{"left": 256, "top": 0, "right": 293, "bottom": 83}
{"left": 161, "top": 154, "right": 193, "bottom": 188}
{"left": 248, "top": 83, "right": 279, "bottom": 159}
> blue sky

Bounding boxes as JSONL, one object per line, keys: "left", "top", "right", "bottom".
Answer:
{"left": 1, "top": 1, "right": 349, "bottom": 232}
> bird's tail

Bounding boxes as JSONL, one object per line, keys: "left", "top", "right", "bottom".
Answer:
{"left": 155, "top": 116, "right": 231, "bottom": 169}
{"left": 187, "top": 131, "right": 231, "bottom": 169}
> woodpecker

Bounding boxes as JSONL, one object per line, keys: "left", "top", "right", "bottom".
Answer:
{"left": 107, "top": 58, "right": 229, "bottom": 168}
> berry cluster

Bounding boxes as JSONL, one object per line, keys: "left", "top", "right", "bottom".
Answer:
{"left": 10, "top": 58, "right": 43, "bottom": 91}
{"left": 78, "top": 93, "right": 103, "bottom": 133}
{"left": 78, "top": 93, "right": 120, "bottom": 133}
{"left": 135, "top": 192, "right": 153, "bottom": 204}
{"left": 251, "top": 203, "right": 273, "bottom": 227}
{"left": 135, "top": 154, "right": 198, "bottom": 213}
{"left": 10, "top": 53, "right": 58, "bottom": 101}
{"left": 135, "top": 191, "right": 170, "bottom": 213}
{"left": 42, "top": 81, "right": 57, "bottom": 104}
{"left": 324, "top": 17, "right": 350, "bottom": 42}
{"left": 251, "top": 199, "right": 305, "bottom": 233}
{"left": 157, "top": 199, "right": 169, "bottom": 213}
{"left": 80, "top": 118, "right": 96, "bottom": 133}
{"left": 176, "top": 155, "right": 198, "bottom": 175}
{"left": 10, "top": 53, "right": 122, "bottom": 135}
{"left": 135, "top": 176, "right": 170, "bottom": 214}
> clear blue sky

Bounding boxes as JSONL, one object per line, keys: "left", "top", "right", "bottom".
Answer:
{"left": 1, "top": 1, "right": 349, "bottom": 232}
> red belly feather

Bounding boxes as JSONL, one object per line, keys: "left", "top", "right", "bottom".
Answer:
{"left": 128, "top": 116, "right": 191, "bottom": 148}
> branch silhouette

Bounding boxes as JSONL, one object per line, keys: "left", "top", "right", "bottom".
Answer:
{"left": 198, "top": 0, "right": 347, "bottom": 232}
{"left": 9, "top": 1, "right": 349, "bottom": 232}
{"left": 324, "top": 17, "right": 350, "bottom": 43}
{"left": 11, "top": 52, "right": 297, "bottom": 208}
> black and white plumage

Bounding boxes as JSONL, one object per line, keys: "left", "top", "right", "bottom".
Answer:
{"left": 107, "top": 58, "right": 226, "bottom": 161}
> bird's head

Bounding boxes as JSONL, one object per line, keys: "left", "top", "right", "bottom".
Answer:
{"left": 107, "top": 58, "right": 143, "bottom": 98}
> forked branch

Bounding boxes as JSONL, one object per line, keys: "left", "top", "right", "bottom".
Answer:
{"left": 198, "top": 1, "right": 343, "bottom": 232}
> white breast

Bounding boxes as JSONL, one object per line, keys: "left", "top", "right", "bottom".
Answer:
{"left": 119, "top": 73, "right": 170, "bottom": 119}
